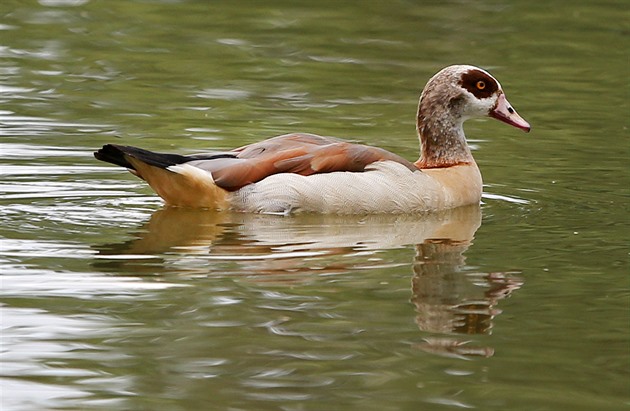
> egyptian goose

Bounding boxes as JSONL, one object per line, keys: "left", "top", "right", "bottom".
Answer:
{"left": 95, "top": 65, "right": 530, "bottom": 214}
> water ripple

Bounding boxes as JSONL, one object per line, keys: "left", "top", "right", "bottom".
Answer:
{"left": 482, "top": 191, "right": 530, "bottom": 205}
{"left": 0, "top": 271, "right": 186, "bottom": 298}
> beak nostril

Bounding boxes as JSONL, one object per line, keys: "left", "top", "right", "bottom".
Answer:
{"left": 507, "top": 107, "right": 514, "bottom": 114}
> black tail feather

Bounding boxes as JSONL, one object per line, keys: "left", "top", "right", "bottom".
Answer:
{"left": 94, "top": 144, "right": 238, "bottom": 170}
{"left": 94, "top": 144, "right": 132, "bottom": 169}
{"left": 94, "top": 144, "right": 194, "bottom": 170}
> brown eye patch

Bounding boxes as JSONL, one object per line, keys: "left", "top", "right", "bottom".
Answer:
{"left": 459, "top": 69, "right": 498, "bottom": 99}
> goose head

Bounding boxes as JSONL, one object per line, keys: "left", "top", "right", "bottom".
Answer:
{"left": 416, "top": 65, "right": 530, "bottom": 168}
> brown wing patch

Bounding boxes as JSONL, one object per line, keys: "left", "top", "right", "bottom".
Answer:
{"left": 233, "top": 133, "right": 340, "bottom": 158}
{"left": 192, "top": 133, "right": 418, "bottom": 191}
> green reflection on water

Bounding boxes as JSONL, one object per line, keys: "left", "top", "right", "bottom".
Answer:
{"left": 1, "top": 0, "right": 628, "bottom": 410}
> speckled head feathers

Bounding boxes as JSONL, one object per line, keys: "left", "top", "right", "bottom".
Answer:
{"left": 416, "top": 65, "right": 530, "bottom": 168}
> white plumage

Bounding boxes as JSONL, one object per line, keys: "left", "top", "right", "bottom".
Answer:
{"left": 230, "top": 161, "right": 481, "bottom": 214}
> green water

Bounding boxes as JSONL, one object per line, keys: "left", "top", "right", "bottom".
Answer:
{"left": 1, "top": 1, "right": 628, "bottom": 410}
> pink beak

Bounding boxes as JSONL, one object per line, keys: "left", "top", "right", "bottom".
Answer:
{"left": 490, "top": 93, "right": 531, "bottom": 132}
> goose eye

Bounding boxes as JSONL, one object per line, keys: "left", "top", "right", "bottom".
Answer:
{"left": 476, "top": 80, "right": 486, "bottom": 90}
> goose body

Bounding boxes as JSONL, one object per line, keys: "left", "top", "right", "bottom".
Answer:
{"left": 95, "top": 65, "right": 530, "bottom": 214}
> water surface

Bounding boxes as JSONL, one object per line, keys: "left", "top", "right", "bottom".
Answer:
{"left": 1, "top": 1, "right": 628, "bottom": 410}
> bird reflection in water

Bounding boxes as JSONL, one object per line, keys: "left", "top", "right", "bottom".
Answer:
{"left": 95, "top": 204, "right": 522, "bottom": 358}
{"left": 412, "top": 238, "right": 523, "bottom": 358}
